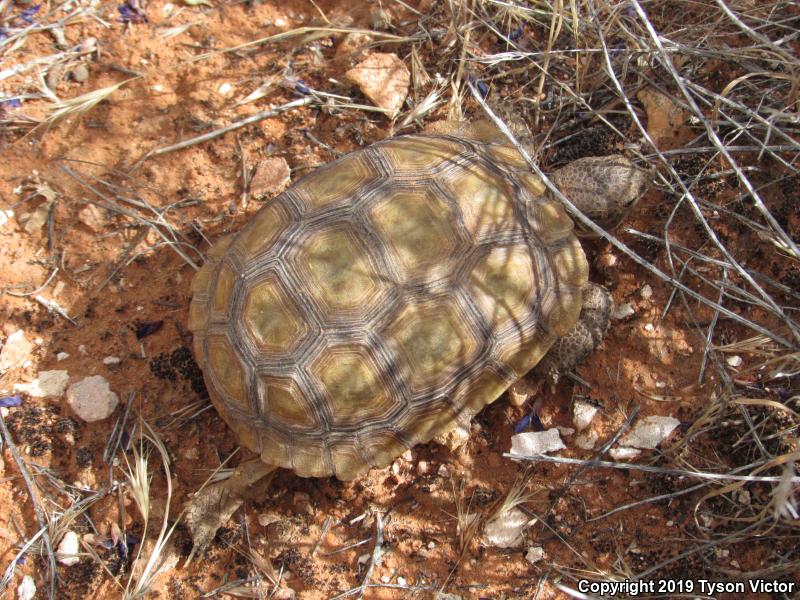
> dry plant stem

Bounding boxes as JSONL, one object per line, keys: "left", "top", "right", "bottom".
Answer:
{"left": 0, "top": 412, "right": 57, "bottom": 600}
{"left": 330, "top": 511, "right": 384, "bottom": 600}
{"left": 138, "top": 97, "right": 315, "bottom": 166}
{"left": 623, "top": 1, "right": 800, "bottom": 320}
{"left": 505, "top": 453, "right": 800, "bottom": 484}
{"left": 468, "top": 82, "right": 794, "bottom": 349}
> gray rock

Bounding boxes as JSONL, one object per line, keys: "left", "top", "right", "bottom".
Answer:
{"left": 66, "top": 375, "right": 119, "bottom": 422}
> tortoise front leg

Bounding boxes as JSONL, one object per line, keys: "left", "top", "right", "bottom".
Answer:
{"left": 185, "top": 458, "right": 277, "bottom": 563}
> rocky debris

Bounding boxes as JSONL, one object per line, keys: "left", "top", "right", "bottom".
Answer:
{"left": 575, "top": 429, "right": 598, "bottom": 450}
{"left": 483, "top": 507, "right": 533, "bottom": 548}
{"left": 66, "top": 375, "right": 119, "bottom": 422}
{"left": 345, "top": 53, "right": 410, "bottom": 118}
{"left": 612, "top": 302, "right": 635, "bottom": 320}
{"left": 572, "top": 400, "right": 598, "bottom": 431}
{"left": 726, "top": 355, "right": 743, "bottom": 368}
{"left": 13, "top": 370, "right": 69, "bottom": 398}
{"left": 77, "top": 204, "right": 106, "bottom": 232}
{"left": 640, "top": 284, "right": 653, "bottom": 300}
{"left": 609, "top": 446, "right": 641, "bottom": 461}
{"left": 17, "top": 575, "right": 36, "bottom": 600}
{"left": 620, "top": 415, "right": 680, "bottom": 449}
{"left": 57, "top": 531, "right": 81, "bottom": 566}
{"left": 71, "top": 63, "right": 89, "bottom": 82}
{"left": 0, "top": 330, "right": 34, "bottom": 371}
{"left": 250, "top": 157, "right": 291, "bottom": 200}
{"left": 102, "top": 356, "right": 121, "bottom": 366}
{"left": 509, "top": 429, "right": 565, "bottom": 457}
{"left": 525, "top": 545, "right": 545, "bottom": 564}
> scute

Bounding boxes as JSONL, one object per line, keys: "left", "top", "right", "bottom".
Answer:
{"left": 368, "top": 189, "right": 464, "bottom": 284}
{"left": 190, "top": 133, "right": 590, "bottom": 480}
{"left": 310, "top": 344, "right": 400, "bottom": 428}
{"left": 243, "top": 274, "right": 309, "bottom": 355}
{"left": 382, "top": 299, "right": 481, "bottom": 396}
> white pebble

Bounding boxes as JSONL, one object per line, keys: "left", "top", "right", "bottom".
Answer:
{"left": 609, "top": 446, "right": 641, "bottom": 461}
{"left": 274, "top": 16, "right": 287, "bottom": 27}
{"left": 78, "top": 345, "right": 88, "bottom": 355}
{"left": 103, "top": 356, "right": 121, "bottom": 365}
{"left": 509, "top": 429, "right": 565, "bottom": 457}
{"left": 620, "top": 415, "right": 680, "bottom": 449}
{"left": 726, "top": 355, "right": 743, "bottom": 368}
{"left": 437, "top": 464, "right": 449, "bottom": 477}
{"left": 572, "top": 400, "right": 598, "bottom": 431}
{"left": 644, "top": 323, "right": 655, "bottom": 332}
{"left": 612, "top": 303, "right": 635, "bottom": 320}
{"left": 162, "top": 2, "right": 174, "bottom": 15}
{"left": 639, "top": 284, "right": 653, "bottom": 300}
{"left": 66, "top": 375, "right": 119, "bottom": 422}
{"left": 380, "top": 575, "right": 390, "bottom": 584}
{"left": 397, "top": 576, "right": 406, "bottom": 586}
{"left": 14, "top": 370, "right": 69, "bottom": 398}
{"left": 525, "top": 545, "right": 545, "bottom": 564}
{"left": 427, "top": 540, "right": 436, "bottom": 549}
{"left": 57, "top": 531, "right": 81, "bottom": 566}
{"left": 0, "top": 330, "right": 34, "bottom": 371}
{"left": 56, "top": 352, "right": 70, "bottom": 361}
{"left": 218, "top": 82, "right": 233, "bottom": 95}
{"left": 575, "top": 429, "right": 598, "bottom": 450}
{"left": 17, "top": 575, "right": 36, "bottom": 600}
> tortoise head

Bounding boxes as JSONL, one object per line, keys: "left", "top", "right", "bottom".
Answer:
{"left": 550, "top": 155, "right": 647, "bottom": 235}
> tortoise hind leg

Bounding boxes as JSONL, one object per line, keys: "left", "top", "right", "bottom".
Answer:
{"left": 535, "top": 283, "right": 613, "bottom": 384}
{"left": 185, "top": 458, "right": 276, "bottom": 563}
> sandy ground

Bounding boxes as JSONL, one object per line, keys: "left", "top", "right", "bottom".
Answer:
{"left": 0, "top": 0, "right": 798, "bottom": 598}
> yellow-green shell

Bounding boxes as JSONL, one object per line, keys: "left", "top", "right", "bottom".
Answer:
{"left": 189, "top": 133, "right": 588, "bottom": 480}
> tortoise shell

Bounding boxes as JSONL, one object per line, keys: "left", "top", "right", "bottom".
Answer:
{"left": 188, "top": 132, "right": 588, "bottom": 480}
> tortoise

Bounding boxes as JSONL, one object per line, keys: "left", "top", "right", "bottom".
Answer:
{"left": 186, "top": 120, "right": 646, "bottom": 547}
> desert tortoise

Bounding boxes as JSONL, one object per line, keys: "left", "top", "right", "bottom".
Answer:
{"left": 186, "top": 121, "right": 645, "bottom": 546}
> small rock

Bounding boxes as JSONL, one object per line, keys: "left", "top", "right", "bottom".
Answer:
{"left": 416, "top": 460, "right": 429, "bottom": 475}
{"left": 380, "top": 575, "right": 390, "bottom": 584}
{"left": 336, "top": 32, "right": 372, "bottom": 58}
{"left": 508, "top": 377, "right": 537, "bottom": 407}
{"left": 345, "top": 53, "right": 410, "bottom": 118}
{"left": 272, "top": 588, "right": 296, "bottom": 600}
{"left": 437, "top": 464, "right": 449, "bottom": 478}
{"left": 218, "top": 82, "right": 234, "bottom": 96}
{"left": 738, "top": 490, "right": 751, "bottom": 506}
{"left": 14, "top": 370, "right": 69, "bottom": 398}
{"left": 609, "top": 446, "right": 641, "bottom": 461}
{"left": 572, "top": 400, "right": 598, "bottom": 431}
{"left": 103, "top": 356, "right": 121, "bottom": 366}
{"left": 427, "top": 540, "right": 436, "bottom": 549}
{"left": 17, "top": 575, "right": 36, "bottom": 600}
{"left": 66, "top": 375, "right": 119, "bottom": 422}
{"left": 71, "top": 63, "right": 89, "bottom": 83}
{"left": 620, "top": 415, "right": 680, "bottom": 449}
{"left": 397, "top": 576, "right": 407, "bottom": 586}
{"left": 556, "top": 426, "right": 574, "bottom": 437}
{"left": 483, "top": 507, "right": 533, "bottom": 548}
{"left": 525, "top": 545, "right": 545, "bottom": 564}
{"left": 575, "top": 429, "right": 598, "bottom": 450}
{"left": 250, "top": 157, "right": 291, "bottom": 200}
{"left": 612, "top": 303, "right": 635, "bottom": 320}
{"left": 726, "top": 355, "right": 743, "bottom": 368}
{"left": 640, "top": 284, "right": 653, "bottom": 300}
{"left": 0, "top": 330, "right": 34, "bottom": 371}
{"left": 77, "top": 204, "right": 106, "bottom": 232}
{"left": 257, "top": 512, "right": 282, "bottom": 527}
{"left": 57, "top": 531, "right": 81, "bottom": 566}
{"left": 57, "top": 351, "right": 70, "bottom": 361}
{"left": 509, "top": 429, "right": 565, "bottom": 457}
{"left": 401, "top": 449, "right": 413, "bottom": 462}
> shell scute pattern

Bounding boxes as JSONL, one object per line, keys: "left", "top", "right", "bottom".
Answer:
{"left": 189, "top": 134, "right": 586, "bottom": 479}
